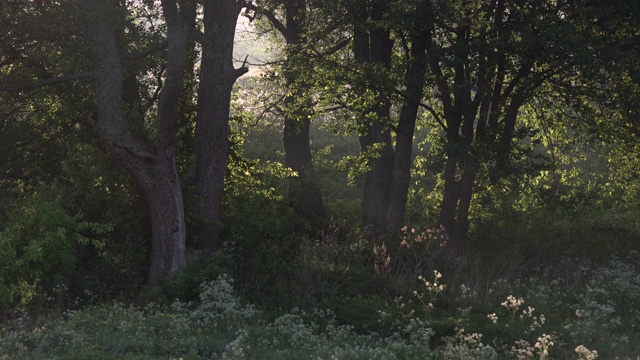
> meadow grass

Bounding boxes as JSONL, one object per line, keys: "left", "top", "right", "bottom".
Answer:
{"left": 1, "top": 254, "right": 639, "bottom": 359}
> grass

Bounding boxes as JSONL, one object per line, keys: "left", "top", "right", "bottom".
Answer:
{"left": 1, "top": 250, "right": 639, "bottom": 359}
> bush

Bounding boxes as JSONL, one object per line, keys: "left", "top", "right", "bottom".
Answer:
{"left": 0, "top": 191, "right": 78, "bottom": 313}
{"left": 222, "top": 196, "right": 306, "bottom": 307}
{"left": 152, "top": 250, "right": 233, "bottom": 303}
{"left": 3, "top": 259, "right": 640, "bottom": 359}
{"left": 0, "top": 189, "right": 122, "bottom": 315}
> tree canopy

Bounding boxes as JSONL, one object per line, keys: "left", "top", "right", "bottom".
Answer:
{"left": 1, "top": 0, "right": 639, "bottom": 317}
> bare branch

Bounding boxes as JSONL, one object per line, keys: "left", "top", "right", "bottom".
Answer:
{"left": 319, "top": 104, "right": 346, "bottom": 113}
{"left": 0, "top": 71, "right": 94, "bottom": 92}
{"left": 81, "top": 113, "right": 98, "bottom": 128}
{"left": 234, "top": 54, "right": 250, "bottom": 79}
{"left": 143, "top": 65, "right": 166, "bottom": 116}
{"left": 310, "top": 38, "right": 350, "bottom": 59}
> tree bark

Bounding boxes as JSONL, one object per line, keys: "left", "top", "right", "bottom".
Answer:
{"left": 194, "top": 0, "right": 246, "bottom": 252}
{"left": 282, "top": 0, "right": 328, "bottom": 221}
{"left": 428, "top": 0, "right": 546, "bottom": 248}
{"left": 385, "top": 11, "right": 429, "bottom": 233}
{"left": 438, "top": 155, "right": 460, "bottom": 238}
{"left": 86, "top": 0, "right": 189, "bottom": 286}
{"left": 353, "top": 0, "right": 395, "bottom": 234}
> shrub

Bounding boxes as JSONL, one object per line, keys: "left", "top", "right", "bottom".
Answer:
{"left": 0, "top": 191, "right": 78, "bottom": 313}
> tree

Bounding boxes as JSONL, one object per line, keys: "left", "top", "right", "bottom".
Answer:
{"left": 85, "top": 0, "right": 192, "bottom": 285}
{"left": 422, "top": 0, "right": 580, "bottom": 247}
{"left": 1, "top": 0, "right": 194, "bottom": 285}
{"left": 314, "top": 0, "right": 432, "bottom": 234}
{"left": 384, "top": 0, "right": 430, "bottom": 233}
{"left": 1, "top": 0, "right": 253, "bottom": 281}
{"left": 350, "top": 0, "right": 395, "bottom": 234}
{"left": 193, "top": 0, "right": 248, "bottom": 252}
{"left": 244, "top": 0, "right": 329, "bottom": 222}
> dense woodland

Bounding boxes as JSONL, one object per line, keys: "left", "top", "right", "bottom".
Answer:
{"left": 1, "top": 0, "right": 640, "bottom": 358}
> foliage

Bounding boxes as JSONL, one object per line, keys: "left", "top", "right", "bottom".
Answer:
{"left": 0, "top": 190, "right": 115, "bottom": 314}
{"left": 2, "top": 259, "right": 640, "bottom": 359}
{"left": 373, "top": 226, "right": 448, "bottom": 296}
{"left": 221, "top": 195, "right": 307, "bottom": 306}
{"left": 1, "top": 4, "right": 640, "bottom": 360}
{"left": 151, "top": 251, "right": 233, "bottom": 304}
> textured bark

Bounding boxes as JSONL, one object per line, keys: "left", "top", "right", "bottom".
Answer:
{"left": 194, "top": 0, "right": 245, "bottom": 252}
{"left": 86, "top": 0, "right": 189, "bottom": 286}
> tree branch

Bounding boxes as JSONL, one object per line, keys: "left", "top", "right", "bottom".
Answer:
{"left": 244, "top": 2, "right": 288, "bottom": 37}
{"left": 124, "top": 41, "right": 168, "bottom": 61}
{"left": 112, "top": 141, "right": 157, "bottom": 160}
{"left": 0, "top": 71, "right": 94, "bottom": 92}
{"left": 310, "top": 38, "right": 350, "bottom": 59}
{"left": 143, "top": 65, "right": 166, "bottom": 116}
{"left": 234, "top": 54, "right": 250, "bottom": 79}
{"left": 420, "top": 102, "right": 448, "bottom": 130}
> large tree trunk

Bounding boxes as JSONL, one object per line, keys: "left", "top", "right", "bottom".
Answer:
{"left": 360, "top": 124, "right": 395, "bottom": 232}
{"left": 86, "top": 0, "right": 189, "bottom": 286}
{"left": 353, "top": 0, "right": 395, "bottom": 234}
{"left": 146, "top": 163, "right": 187, "bottom": 281}
{"left": 452, "top": 166, "right": 476, "bottom": 245}
{"left": 194, "top": 0, "right": 245, "bottom": 252}
{"left": 282, "top": 0, "right": 327, "bottom": 221}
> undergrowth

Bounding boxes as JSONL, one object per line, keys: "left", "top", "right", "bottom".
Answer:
{"left": 1, "top": 247, "right": 638, "bottom": 359}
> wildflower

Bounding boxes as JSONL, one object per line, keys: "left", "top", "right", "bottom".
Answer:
{"left": 535, "top": 334, "right": 554, "bottom": 360}
{"left": 487, "top": 313, "right": 498, "bottom": 324}
{"left": 575, "top": 345, "right": 598, "bottom": 360}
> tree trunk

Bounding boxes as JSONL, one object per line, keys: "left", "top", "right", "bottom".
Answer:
{"left": 86, "top": 0, "right": 189, "bottom": 286}
{"left": 194, "top": 0, "right": 245, "bottom": 253}
{"left": 451, "top": 164, "right": 477, "bottom": 247}
{"left": 385, "top": 15, "right": 429, "bottom": 233}
{"left": 438, "top": 155, "right": 478, "bottom": 250}
{"left": 146, "top": 162, "right": 187, "bottom": 282}
{"left": 361, "top": 141, "right": 394, "bottom": 232}
{"left": 282, "top": 0, "right": 328, "bottom": 221}
{"left": 283, "top": 114, "right": 328, "bottom": 220}
{"left": 353, "top": 0, "right": 395, "bottom": 234}
{"left": 439, "top": 155, "right": 460, "bottom": 237}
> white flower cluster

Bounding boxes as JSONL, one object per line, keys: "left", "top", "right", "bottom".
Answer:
{"left": 222, "top": 329, "right": 248, "bottom": 359}
{"left": 520, "top": 306, "right": 546, "bottom": 334}
{"left": 502, "top": 295, "right": 525, "bottom": 314}
{"left": 173, "top": 274, "right": 258, "bottom": 330}
{"left": 575, "top": 344, "right": 598, "bottom": 360}
{"left": 564, "top": 259, "right": 640, "bottom": 352}
{"left": 534, "top": 333, "right": 554, "bottom": 360}
{"left": 415, "top": 270, "right": 446, "bottom": 309}
{"left": 487, "top": 312, "right": 498, "bottom": 324}
{"left": 441, "top": 328, "right": 497, "bottom": 359}
{"left": 508, "top": 339, "right": 535, "bottom": 360}
{"left": 2, "top": 259, "right": 640, "bottom": 359}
